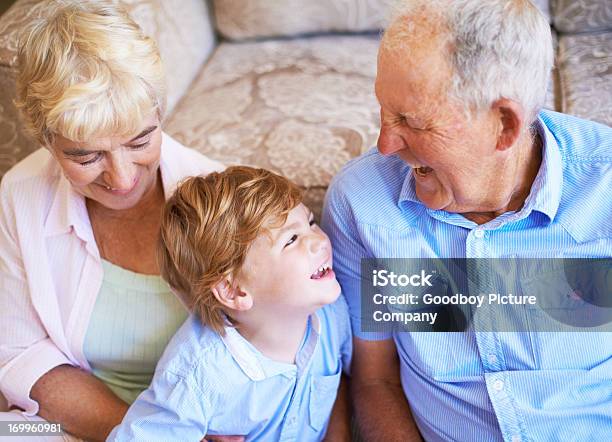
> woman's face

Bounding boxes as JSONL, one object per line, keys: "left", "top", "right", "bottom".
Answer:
{"left": 50, "top": 114, "right": 162, "bottom": 211}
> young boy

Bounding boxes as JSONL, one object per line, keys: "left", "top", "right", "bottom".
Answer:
{"left": 108, "top": 166, "right": 352, "bottom": 441}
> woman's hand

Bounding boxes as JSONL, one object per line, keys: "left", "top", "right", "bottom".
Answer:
{"left": 30, "top": 364, "right": 129, "bottom": 442}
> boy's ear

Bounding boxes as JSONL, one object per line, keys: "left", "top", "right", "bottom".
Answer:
{"left": 211, "top": 278, "right": 253, "bottom": 311}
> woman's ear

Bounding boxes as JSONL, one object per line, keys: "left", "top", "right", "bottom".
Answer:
{"left": 211, "top": 278, "right": 253, "bottom": 312}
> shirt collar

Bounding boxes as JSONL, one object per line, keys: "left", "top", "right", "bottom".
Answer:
{"left": 220, "top": 313, "right": 321, "bottom": 382}
{"left": 520, "top": 115, "right": 563, "bottom": 222}
{"left": 397, "top": 114, "right": 563, "bottom": 223}
{"left": 44, "top": 171, "right": 94, "bottom": 243}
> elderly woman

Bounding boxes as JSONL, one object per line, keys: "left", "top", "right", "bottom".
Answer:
{"left": 0, "top": 1, "right": 223, "bottom": 440}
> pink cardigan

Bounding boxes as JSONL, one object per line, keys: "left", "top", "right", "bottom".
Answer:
{"left": 0, "top": 134, "right": 223, "bottom": 415}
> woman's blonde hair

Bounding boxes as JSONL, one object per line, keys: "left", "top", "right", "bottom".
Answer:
{"left": 158, "top": 166, "right": 303, "bottom": 335}
{"left": 15, "top": 0, "right": 166, "bottom": 146}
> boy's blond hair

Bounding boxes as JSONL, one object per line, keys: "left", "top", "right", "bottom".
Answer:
{"left": 15, "top": 0, "right": 166, "bottom": 146}
{"left": 158, "top": 166, "right": 303, "bottom": 334}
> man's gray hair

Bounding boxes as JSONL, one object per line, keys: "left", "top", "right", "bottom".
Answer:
{"left": 384, "top": 0, "right": 554, "bottom": 121}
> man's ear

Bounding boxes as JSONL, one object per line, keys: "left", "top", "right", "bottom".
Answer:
{"left": 211, "top": 278, "right": 253, "bottom": 312}
{"left": 492, "top": 98, "right": 525, "bottom": 151}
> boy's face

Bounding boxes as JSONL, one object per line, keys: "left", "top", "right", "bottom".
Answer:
{"left": 237, "top": 203, "right": 341, "bottom": 314}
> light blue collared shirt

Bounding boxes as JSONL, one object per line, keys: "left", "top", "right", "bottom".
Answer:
{"left": 322, "top": 110, "right": 612, "bottom": 442}
{"left": 108, "top": 297, "right": 352, "bottom": 442}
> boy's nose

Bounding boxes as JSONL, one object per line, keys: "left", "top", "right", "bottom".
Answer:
{"left": 308, "top": 231, "right": 328, "bottom": 255}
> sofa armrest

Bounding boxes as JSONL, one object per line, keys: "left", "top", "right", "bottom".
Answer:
{"left": 0, "top": 1, "right": 45, "bottom": 178}
{"left": 0, "top": 0, "right": 42, "bottom": 70}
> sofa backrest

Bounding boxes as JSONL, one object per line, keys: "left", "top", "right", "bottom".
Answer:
{"left": 212, "top": 0, "right": 555, "bottom": 40}
{"left": 212, "top": 0, "right": 394, "bottom": 40}
{"left": 553, "top": 0, "right": 612, "bottom": 33}
{"left": 122, "top": 0, "right": 216, "bottom": 113}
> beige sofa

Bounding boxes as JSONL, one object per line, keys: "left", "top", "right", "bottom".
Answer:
{"left": 0, "top": 0, "right": 611, "bottom": 413}
{"left": 0, "top": 0, "right": 609, "bottom": 218}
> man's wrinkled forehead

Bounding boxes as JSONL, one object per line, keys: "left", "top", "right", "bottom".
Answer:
{"left": 376, "top": 19, "right": 453, "bottom": 107}
{"left": 381, "top": 7, "right": 450, "bottom": 54}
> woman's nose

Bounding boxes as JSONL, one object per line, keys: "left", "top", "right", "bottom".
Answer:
{"left": 105, "top": 154, "right": 137, "bottom": 191}
{"left": 377, "top": 125, "right": 406, "bottom": 156}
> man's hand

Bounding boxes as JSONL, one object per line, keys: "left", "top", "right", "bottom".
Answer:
{"left": 352, "top": 338, "right": 422, "bottom": 442}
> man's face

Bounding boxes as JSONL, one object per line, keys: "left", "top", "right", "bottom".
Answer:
{"left": 375, "top": 39, "right": 505, "bottom": 214}
{"left": 237, "top": 203, "right": 341, "bottom": 315}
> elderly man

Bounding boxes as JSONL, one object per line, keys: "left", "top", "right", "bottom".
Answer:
{"left": 322, "top": 0, "right": 611, "bottom": 441}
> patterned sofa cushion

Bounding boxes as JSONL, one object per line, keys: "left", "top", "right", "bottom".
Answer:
{"left": 164, "top": 35, "right": 381, "bottom": 217}
{"left": 553, "top": 0, "right": 612, "bottom": 33}
{"left": 212, "top": 0, "right": 393, "bottom": 40}
{"left": 558, "top": 32, "right": 612, "bottom": 126}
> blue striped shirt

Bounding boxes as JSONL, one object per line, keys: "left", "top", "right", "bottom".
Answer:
{"left": 108, "top": 297, "right": 352, "bottom": 442}
{"left": 322, "top": 110, "right": 612, "bottom": 442}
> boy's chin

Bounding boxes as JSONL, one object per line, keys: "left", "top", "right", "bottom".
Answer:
{"left": 315, "top": 283, "right": 342, "bottom": 308}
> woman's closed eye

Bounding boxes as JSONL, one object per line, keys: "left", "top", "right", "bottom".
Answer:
{"left": 127, "top": 139, "right": 151, "bottom": 150}
{"left": 76, "top": 152, "right": 104, "bottom": 166}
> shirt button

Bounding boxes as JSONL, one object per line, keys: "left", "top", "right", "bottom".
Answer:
{"left": 488, "top": 354, "right": 497, "bottom": 365}
{"left": 474, "top": 229, "right": 485, "bottom": 238}
{"left": 511, "top": 435, "right": 522, "bottom": 442}
{"left": 493, "top": 379, "right": 504, "bottom": 391}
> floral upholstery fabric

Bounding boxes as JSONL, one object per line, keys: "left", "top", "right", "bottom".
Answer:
{"left": 553, "top": 0, "right": 612, "bottom": 33}
{"left": 0, "top": 0, "right": 216, "bottom": 178}
{"left": 0, "top": 66, "right": 34, "bottom": 176}
{"left": 164, "top": 35, "right": 381, "bottom": 218}
{"left": 0, "top": 0, "right": 40, "bottom": 67}
{"left": 212, "top": 0, "right": 393, "bottom": 40}
{"left": 558, "top": 32, "right": 612, "bottom": 127}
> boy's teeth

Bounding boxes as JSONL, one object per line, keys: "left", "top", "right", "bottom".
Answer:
{"left": 311, "top": 264, "right": 331, "bottom": 279}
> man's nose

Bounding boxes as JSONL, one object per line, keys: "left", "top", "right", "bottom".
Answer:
{"left": 377, "top": 126, "right": 406, "bottom": 156}
{"left": 104, "top": 153, "right": 136, "bottom": 190}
